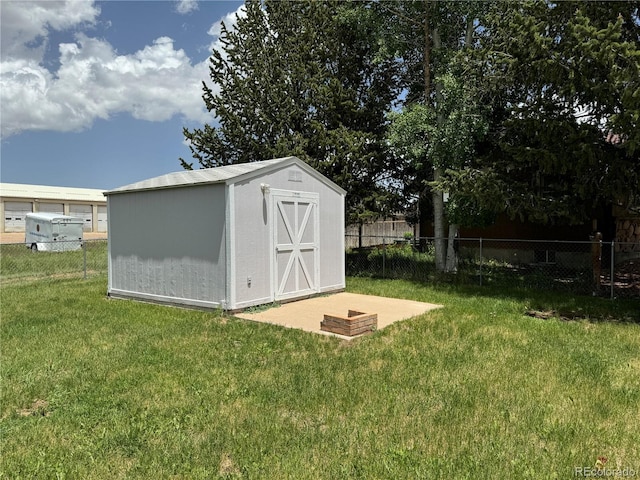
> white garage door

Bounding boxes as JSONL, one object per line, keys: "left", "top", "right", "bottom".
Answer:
{"left": 69, "top": 204, "right": 93, "bottom": 231}
{"left": 39, "top": 203, "right": 64, "bottom": 214}
{"left": 4, "top": 201, "right": 32, "bottom": 232}
{"left": 97, "top": 206, "right": 107, "bottom": 232}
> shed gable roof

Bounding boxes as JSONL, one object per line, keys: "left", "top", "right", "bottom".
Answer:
{"left": 105, "top": 156, "right": 346, "bottom": 195}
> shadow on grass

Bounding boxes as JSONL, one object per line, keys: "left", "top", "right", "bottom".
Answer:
{"left": 346, "top": 245, "right": 640, "bottom": 298}
{"left": 346, "top": 275, "right": 640, "bottom": 325}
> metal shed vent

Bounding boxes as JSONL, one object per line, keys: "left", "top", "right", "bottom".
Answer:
{"left": 288, "top": 171, "right": 302, "bottom": 182}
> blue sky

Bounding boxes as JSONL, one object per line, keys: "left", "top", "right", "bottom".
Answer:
{"left": 1, "top": 0, "right": 244, "bottom": 190}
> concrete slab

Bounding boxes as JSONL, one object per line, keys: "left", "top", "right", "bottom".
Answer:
{"left": 234, "top": 292, "right": 442, "bottom": 340}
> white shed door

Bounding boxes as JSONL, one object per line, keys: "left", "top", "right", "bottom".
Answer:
{"left": 4, "top": 202, "right": 32, "bottom": 232}
{"left": 273, "top": 191, "right": 319, "bottom": 301}
{"left": 69, "top": 204, "right": 93, "bottom": 231}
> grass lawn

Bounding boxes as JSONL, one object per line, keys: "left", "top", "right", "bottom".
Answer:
{"left": 1, "top": 275, "right": 639, "bottom": 479}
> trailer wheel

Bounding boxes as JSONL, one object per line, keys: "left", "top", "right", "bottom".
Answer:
{"left": 30, "top": 243, "right": 38, "bottom": 252}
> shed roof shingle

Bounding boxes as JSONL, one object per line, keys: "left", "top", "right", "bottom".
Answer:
{"left": 105, "top": 157, "right": 297, "bottom": 195}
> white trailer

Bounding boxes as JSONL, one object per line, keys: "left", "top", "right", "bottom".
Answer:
{"left": 25, "top": 212, "right": 84, "bottom": 252}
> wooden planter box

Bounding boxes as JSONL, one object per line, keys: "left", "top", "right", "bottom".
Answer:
{"left": 321, "top": 310, "right": 377, "bottom": 336}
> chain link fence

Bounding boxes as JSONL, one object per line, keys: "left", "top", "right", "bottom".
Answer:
{"left": 1, "top": 236, "right": 638, "bottom": 299}
{"left": 346, "top": 235, "right": 640, "bottom": 299}
{"left": 0, "top": 239, "right": 108, "bottom": 285}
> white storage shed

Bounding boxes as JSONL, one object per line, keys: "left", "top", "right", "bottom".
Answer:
{"left": 105, "top": 157, "right": 346, "bottom": 311}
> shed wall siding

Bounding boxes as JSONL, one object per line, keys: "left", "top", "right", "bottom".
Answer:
{"left": 232, "top": 163, "right": 345, "bottom": 307}
{"left": 232, "top": 178, "right": 273, "bottom": 307}
{"left": 108, "top": 185, "right": 226, "bottom": 305}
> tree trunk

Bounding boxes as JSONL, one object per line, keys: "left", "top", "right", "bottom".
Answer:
{"left": 465, "top": 13, "right": 474, "bottom": 47}
{"left": 423, "top": 7, "right": 431, "bottom": 102}
{"left": 432, "top": 167, "right": 446, "bottom": 271}
{"left": 432, "top": 25, "right": 447, "bottom": 271}
{"left": 445, "top": 223, "right": 459, "bottom": 272}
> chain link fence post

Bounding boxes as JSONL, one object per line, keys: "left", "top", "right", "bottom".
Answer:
{"left": 382, "top": 236, "right": 386, "bottom": 279}
{"left": 610, "top": 240, "right": 615, "bottom": 300}
{"left": 83, "top": 240, "right": 87, "bottom": 280}
{"left": 479, "top": 237, "right": 483, "bottom": 287}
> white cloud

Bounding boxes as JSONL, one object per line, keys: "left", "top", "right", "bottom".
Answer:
{"left": 205, "top": 4, "right": 246, "bottom": 64}
{"left": 176, "top": 0, "right": 198, "bottom": 15}
{"left": 0, "top": 1, "right": 245, "bottom": 138}
{"left": 1, "top": 0, "right": 100, "bottom": 63}
{"left": 207, "top": 4, "right": 246, "bottom": 45}
{"left": 1, "top": 34, "right": 211, "bottom": 137}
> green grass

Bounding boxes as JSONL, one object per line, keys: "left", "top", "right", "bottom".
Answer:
{"left": 1, "top": 276, "right": 639, "bottom": 479}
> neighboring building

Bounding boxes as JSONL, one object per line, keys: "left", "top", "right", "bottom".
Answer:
{"left": 0, "top": 183, "right": 107, "bottom": 233}
{"left": 105, "top": 156, "right": 346, "bottom": 311}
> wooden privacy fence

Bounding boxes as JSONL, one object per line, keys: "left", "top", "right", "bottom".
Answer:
{"left": 346, "top": 220, "right": 415, "bottom": 248}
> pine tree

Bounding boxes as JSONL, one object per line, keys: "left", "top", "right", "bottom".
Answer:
{"left": 181, "top": 0, "right": 402, "bottom": 224}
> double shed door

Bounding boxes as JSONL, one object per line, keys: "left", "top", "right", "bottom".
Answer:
{"left": 272, "top": 190, "right": 319, "bottom": 301}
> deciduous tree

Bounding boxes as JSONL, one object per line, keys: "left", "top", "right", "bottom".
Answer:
{"left": 383, "top": 0, "right": 488, "bottom": 271}
{"left": 438, "top": 1, "right": 640, "bottom": 228}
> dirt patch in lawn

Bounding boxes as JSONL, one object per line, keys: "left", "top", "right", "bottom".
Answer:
{"left": 17, "top": 399, "right": 51, "bottom": 417}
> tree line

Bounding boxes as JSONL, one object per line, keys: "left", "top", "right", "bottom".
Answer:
{"left": 180, "top": 0, "right": 640, "bottom": 272}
